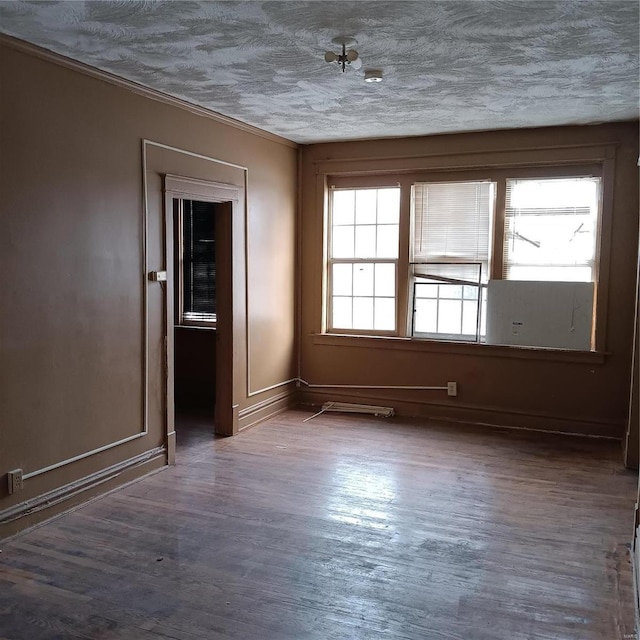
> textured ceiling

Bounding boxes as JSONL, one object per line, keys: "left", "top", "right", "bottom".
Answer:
{"left": 0, "top": 1, "right": 638, "bottom": 144}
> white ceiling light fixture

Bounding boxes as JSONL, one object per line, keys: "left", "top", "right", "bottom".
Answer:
{"left": 324, "top": 36, "right": 362, "bottom": 73}
{"left": 364, "top": 69, "right": 383, "bottom": 83}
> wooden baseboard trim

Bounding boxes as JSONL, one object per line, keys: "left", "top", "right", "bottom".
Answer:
{"left": 238, "top": 389, "right": 296, "bottom": 432}
{"left": 298, "top": 389, "right": 623, "bottom": 438}
{"left": 0, "top": 447, "right": 165, "bottom": 531}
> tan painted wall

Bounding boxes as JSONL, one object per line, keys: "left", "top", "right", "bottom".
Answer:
{"left": 299, "top": 123, "right": 639, "bottom": 438}
{"left": 0, "top": 41, "right": 297, "bottom": 536}
{"left": 624, "top": 242, "right": 640, "bottom": 469}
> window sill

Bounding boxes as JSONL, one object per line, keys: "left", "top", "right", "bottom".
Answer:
{"left": 312, "top": 333, "right": 607, "bottom": 364}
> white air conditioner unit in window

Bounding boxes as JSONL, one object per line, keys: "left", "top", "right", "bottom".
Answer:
{"left": 485, "top": 280, "right": 594, "bottom": 350}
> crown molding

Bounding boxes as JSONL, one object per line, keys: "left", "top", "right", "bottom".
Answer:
{"left": 0, "top": 33, "right": 298, "bottom": 149}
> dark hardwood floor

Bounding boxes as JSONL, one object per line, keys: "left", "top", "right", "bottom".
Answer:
{"left": 0, "top": 409, "right": 637, "bottom": 639}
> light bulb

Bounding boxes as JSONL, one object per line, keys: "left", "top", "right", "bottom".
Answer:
{"left": 346, "top": 49, "right": 359, "bottom": 62}
{"left": 324, "top": 51, "right": 338, "bottom": 63}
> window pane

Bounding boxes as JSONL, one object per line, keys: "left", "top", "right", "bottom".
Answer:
{"left": 442, "top": 284, "right": 462, "bottom": 300}
{"left": 463, "top": 285, "right": 478, "bottom": 300}
{"left": 505, "top": 214, "right": 595, "bottom": 269}
{"left": 480, "top": 289, "right": 487, "bottom": 339}
{"left": 332, "top": 190, "right": 355, "bottom": 225}
{"left": 462, "top": 300, "right": 478, "bottom": 336}
{"left": 375, "top": 263, "right": 395, "bottom": 297}
{"left": 510, "top": 177, "right": 598, "bottom": 209}
{"left": 355, "top": 225, "right": 376, "bottom": 258}
{"left": 332, "top": 297, "right": 352, "bottom": 329}
{"left": 353, "top": 297, "right": 374, "bottom": 330}
{"left": 355, "top": 190, "right": 377, "bottom": 224}
{"left": 438, "top": 300, "right": 462, "bottom": 334}
{"left": 332, "top": 263, "right": 353, "bottom": 296}
{"left": 412, "top": 273, "right": 481, "bottom": 341}
{"left": 374, "top": 297, "right": 396, "bottom": 331}
{"left": 376, "top": 224, "right": 399, "bottom": 258}
{"left": 508, "top": 266, "right": 593, "bottom": 282}
{"left": 182, "top": 200, "right": 216, "bottom": 320}
{"left": 414, "top": 299, "right": 437, "bottom": 333}
{"left": 353, "top": 263, "right": 374, "bottom": 296}
{"left": 535, "top": 217, "right": 587, "bottom": 254}
{"left": 416, "top": 283, "right": 438, "bottom": 299}
{"left": 377, "top": 188, "right": 401, "bottom": 224}
{"left": 504, "top": 177, "right": 599, "bottom": 282}
{"left": 332, "top": 225, "right": 355, "bottom": 258}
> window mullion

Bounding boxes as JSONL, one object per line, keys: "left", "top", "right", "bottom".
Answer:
{"left": 492, "top": 179, "right": 506, "bottom": 280}
{"left": 397, "top": 180, "right": 412, "bottom": 337}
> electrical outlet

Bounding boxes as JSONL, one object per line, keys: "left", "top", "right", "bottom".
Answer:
{"left": 447, "top": 382, "right": 458, "bottom": 397}
{"left": 7, "top": 469, "right": 23, "bottom": 494}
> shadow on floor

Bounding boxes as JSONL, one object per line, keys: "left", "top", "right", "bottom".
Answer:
{"left": 175, "top": 406, "right": 220, "bottom": 459}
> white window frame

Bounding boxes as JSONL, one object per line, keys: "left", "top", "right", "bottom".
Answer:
{"left": 409, "top": 179, "right": 496, "bottom": 343}
{"left": 502, "top": 176, "right": 602, "bottom": 283}
{"left": 326, "top": 186, "right": 401, "bottom": 335}
{"left": 410, "top": 262, "right": 486, "bottom": 342}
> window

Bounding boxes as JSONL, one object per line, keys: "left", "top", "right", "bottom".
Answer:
{"left": 411, "top": 181, "right": 494, "bottom": 341}
{"left": 504, "top": 177, "right": 600, "bottom": 282}
{"left": 177, "top": 199, "right": 216, "bottom": 326}
{"left": 325, "top": 170, "right": 603, "bottom": 350}
{"left": 328, "top": 188, "right": 400, "bottom": 332}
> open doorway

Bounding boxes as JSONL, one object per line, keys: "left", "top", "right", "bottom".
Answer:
{"left": 173, "top": 199, "right": 218, "bottom": 453}
{"left": 163, "top": 174, "right": 240, "bottom": 464}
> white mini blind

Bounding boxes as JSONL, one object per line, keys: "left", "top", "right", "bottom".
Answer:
{"left": 412, "top": 181, "right": 494, "bottom": 282}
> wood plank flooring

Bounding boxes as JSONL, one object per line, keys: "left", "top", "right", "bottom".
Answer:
{"left": 0, "top": 409, "right": 637, "bottom": 639}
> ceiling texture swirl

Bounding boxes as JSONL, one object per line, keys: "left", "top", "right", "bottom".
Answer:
{"left": 0, "top": 0, "right": 638, "bottom": 143}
